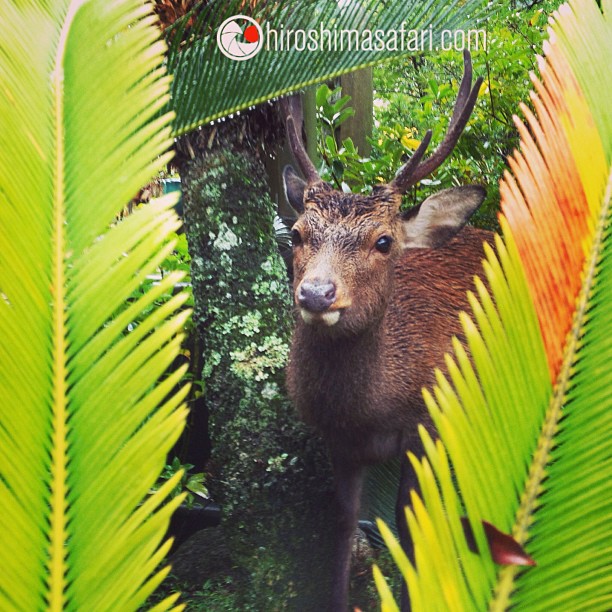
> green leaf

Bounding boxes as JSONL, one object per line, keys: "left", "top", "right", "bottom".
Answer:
{"left": 325, "top": 134, "right": 338, "bottom": 155}
{"left": 0, "top": 1, "right": 189, "bottom": 609}
{"left": 166, "top": 0, "right": 495, "bottom": 135}
{"left": 333, "top": 107, "right": 356, "bottom": 127}
{"left": 332, "top": 94, "right": 353, "bottom": 115}
{"left": 186, "top": 476, "right": 209, "bottom": 501}
{"left": 315, "top": 83, "right": 333, "bottom": 108}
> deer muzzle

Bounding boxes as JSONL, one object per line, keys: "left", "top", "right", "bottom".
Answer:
{"left": 296, "top": 279, "right": 347, "bottom": 327}
{"left": 298, "top": 280, "right": 336, "bottom": 312}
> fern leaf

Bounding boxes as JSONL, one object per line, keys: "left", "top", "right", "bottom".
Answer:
{"left": 375, "top": 0, "right": 612, "bottom": 609}
{"left": 0, "top": 1, "right": 188, "bottom": 610}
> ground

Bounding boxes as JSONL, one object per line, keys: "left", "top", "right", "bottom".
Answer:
{"left": 147, "top": 524, "right": 399, "bottom": 611}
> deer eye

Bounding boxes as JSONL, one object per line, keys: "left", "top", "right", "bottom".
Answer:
{"left": 291, "top": 228, "right": 303, "bottom": 246}
{"left": 375, "top": 236, "right": 393, "bottom": 254}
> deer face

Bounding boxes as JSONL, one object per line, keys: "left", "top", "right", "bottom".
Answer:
{"left": 284, "top": 167, "right": 486, "bottom": 335}
{"left": 287, "top": 177, "right": 403, "bottom": 334}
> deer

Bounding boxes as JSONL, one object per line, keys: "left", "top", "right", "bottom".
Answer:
{"left": 281, "top": 51, "right": 492, "bottom": 611}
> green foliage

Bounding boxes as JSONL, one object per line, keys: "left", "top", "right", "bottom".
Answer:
{"left": 181, "top": 148, "right": 315, "bottom": 516}
{"left": 0, "top": 1, "right": 188, "bottom": 610}
{"left": 315, "top": 83, "right": 354, "bottom": 186}
{"left": 315, "top": 82, "right": 409, "bottom": 193}
{"left": 176, "top": 576, "right": 242, "bottom": 612}
{"left": 126, "top": 230, "right": 193, "bottom": 336}
{"left": 312, "top": 0, "right": 565, "bottom": 229}
{"left": 149, "top": 545, "right": 300, "bottom": 612}
{"left": 373, "top": 2, "right": 564, "bottom": 224}
{"left": 316, "top": 85, "right": 355, "bottom": 130}
{"left": 165, "top": 0, "right": 495, "bottom": 135}
{"left": 151, "top": 457, "right": 209, "bottom": 509}
{"left": 160, "top": 233, "right": 192, "bottom": 280}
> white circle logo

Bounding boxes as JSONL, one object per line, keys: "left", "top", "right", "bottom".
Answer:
{"left": 217, "top": 15, "right": 263, "bottom": 61}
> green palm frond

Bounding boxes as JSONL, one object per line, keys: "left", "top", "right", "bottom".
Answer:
{"left": 375, "top": 0, "right": 612, "bottom": 609}
{"left": 0, "top": 1, "right": 189, "bottom": 610}
{"left": 165, "top": 0, "right": 493, "bottom": 135}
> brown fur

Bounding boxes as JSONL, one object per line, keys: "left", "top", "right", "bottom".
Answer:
{"left": 283, "top": 52, "right": 487, "bottom": 610}
{"left": 285, "top": 179, "right": 493, "bottom": 611}
{"left": 288, "top": 226, "right": 493, "bottom": 462}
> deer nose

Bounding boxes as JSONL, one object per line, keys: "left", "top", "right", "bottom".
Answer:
{"left": 298, "top": 280, "right": 337, "bottom": 313}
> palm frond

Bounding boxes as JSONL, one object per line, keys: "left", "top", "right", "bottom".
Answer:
{"left": 166, "top": 0, "right": 493, "bottom": 135}
{"left": 0, "top": 1, "right": 189, "bottom": 610}
{"left": 375, "top": 0, "right": 612, "bottom": 609}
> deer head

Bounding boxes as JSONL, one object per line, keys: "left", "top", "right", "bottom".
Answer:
{"left": 282, "top": 51, "right": 485, "bottom": 335}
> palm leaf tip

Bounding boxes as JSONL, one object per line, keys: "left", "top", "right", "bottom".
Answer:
{"left": 0, "top": 1, "right": 190, "bottom": 610}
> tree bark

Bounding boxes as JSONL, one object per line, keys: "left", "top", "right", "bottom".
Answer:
{"left": 175, "top": 112, "right": 337, "bottom": 609}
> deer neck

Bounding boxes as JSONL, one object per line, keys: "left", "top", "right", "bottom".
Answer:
{"left": 295, "top": 315, "right": 385, "bottom": 360}
{"left": 289, "top": 313, "right": 390, "bottom": 427}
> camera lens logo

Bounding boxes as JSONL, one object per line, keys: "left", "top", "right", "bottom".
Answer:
{"left": 217, "top": 15, "right": 263, "bottom": 61}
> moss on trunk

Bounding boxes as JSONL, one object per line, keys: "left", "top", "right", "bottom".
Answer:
{"left": 178, "top": 135, "right": 338, "bottom": 608}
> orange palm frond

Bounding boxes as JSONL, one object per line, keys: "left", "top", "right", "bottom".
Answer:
{"left": 501, "top": 41, "right": 607, "bottom": 379}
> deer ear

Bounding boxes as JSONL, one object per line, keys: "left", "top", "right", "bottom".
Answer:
{"left": 283, "top": 165, "right": 306, "bottom": 214}
{"left": 400, "top": 185, "right": 486, "bottom": 249}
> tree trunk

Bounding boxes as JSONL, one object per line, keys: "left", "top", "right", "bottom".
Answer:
{"left": 340, "top": 67, "right": 374, "bottom": 156}
{"left": 175, "top": 112, "right": 338, "bottom": 609}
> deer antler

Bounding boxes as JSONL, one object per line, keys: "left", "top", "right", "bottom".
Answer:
{"left": 390, "top": 50, "right": 483, "bottom": 193}
{"left": 281, "top": 95, "right": 321, "bottom": 184}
